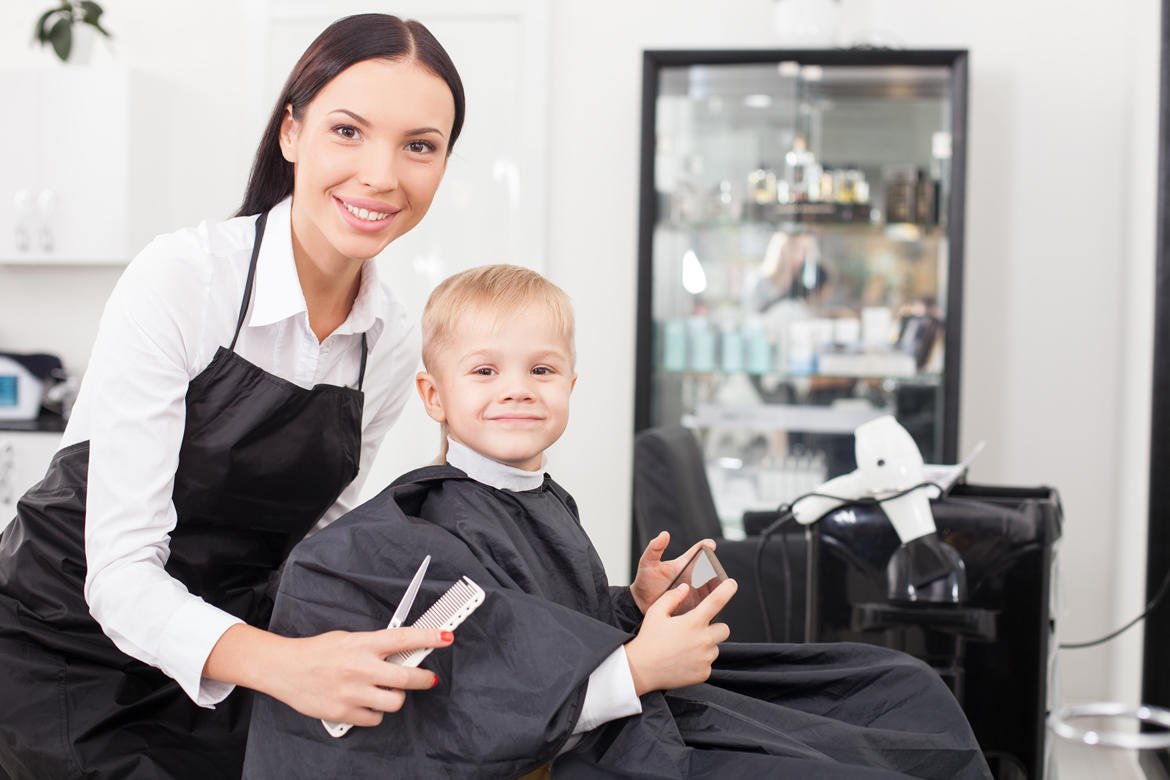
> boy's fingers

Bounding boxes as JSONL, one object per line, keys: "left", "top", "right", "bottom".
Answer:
{"left": 651, "top": 582, "right": 691, "bottom": 617}
{"left": 691, "top": 578, "right": 738, "bottom": 623}
{"left": 639, "top": 531, "right": 670, "bottom": 565}
{"left": 677, "top": 539, "right": 709, "bottom": 563}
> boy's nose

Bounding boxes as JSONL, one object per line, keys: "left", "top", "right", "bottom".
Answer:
{"left": 499, "top": 378, "right": 535, "bottom": 402}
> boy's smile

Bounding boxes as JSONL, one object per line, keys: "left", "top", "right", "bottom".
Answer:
{"left": 416, "top": 305, "right": 577, "bottom": 471}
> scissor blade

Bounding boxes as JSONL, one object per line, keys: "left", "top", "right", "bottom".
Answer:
{"left": 388, "top": 554, "right": 430, "bottom": 629}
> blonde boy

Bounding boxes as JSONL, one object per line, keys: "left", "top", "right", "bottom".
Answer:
{"left": 247, "top": 266, "right": 994, "bottom": 779}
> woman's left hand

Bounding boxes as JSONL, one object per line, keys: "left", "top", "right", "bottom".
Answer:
{"left": 629, "top": 532, "right": 720, "bottom": 615}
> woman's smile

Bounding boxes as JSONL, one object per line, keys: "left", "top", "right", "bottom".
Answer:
{"left": 333, "top": 195, "right": 399, "bottom": 233}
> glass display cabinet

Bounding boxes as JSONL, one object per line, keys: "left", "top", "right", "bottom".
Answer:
{"left": 635, "top": 49, "right": 968, "bottom": 537}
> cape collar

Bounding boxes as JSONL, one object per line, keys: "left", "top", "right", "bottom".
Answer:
{"left": 445, "top": 437, "right": 547, "bottom": 492}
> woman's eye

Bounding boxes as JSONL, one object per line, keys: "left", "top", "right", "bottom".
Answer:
{"left": 406, "top": 139, "right": 436, "bottom": 154}
{"left": 334, "top": 125, "right": 361, "bottom": 140}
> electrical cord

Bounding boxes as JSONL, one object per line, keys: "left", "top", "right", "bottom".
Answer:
{"left": 752, "top": 481, "right": 943, "bottom": 643}
{"left": 754, "top": 512, "right": 794, "bottom": 643}
{"left": 1059, "top": 565, "right": 1170, "bottom": 649}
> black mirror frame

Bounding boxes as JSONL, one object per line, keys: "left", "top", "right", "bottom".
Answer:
{"left": 1143, "top": 2, "right": 1170, "bottom": 776}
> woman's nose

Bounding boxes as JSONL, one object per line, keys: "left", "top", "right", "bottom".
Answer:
{"left": 360, "top": 144, "right": 399, "bottom": 192}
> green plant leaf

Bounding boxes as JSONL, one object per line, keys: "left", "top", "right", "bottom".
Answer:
{"left": 78, "top": 2, "right": 112, "bottom": 38}
{"left": 33, "top": 8, "right": 62, "bottom": 44}
{"left": 48, "top": 16, "right": 72, "bottom": 61}
{"left": 78, "top": 1, "right": 102, "bottom": 23}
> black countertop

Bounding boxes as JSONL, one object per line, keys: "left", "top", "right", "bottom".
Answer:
{"left": 0, "top": 410, "right": 67, "bottom": 433}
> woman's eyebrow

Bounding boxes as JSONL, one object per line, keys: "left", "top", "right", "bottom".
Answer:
{"left": 329, "top": 109, "right": 370, "bottom": 126}
{"left": 406, "top": 126, "right": 447, "bottom": 138}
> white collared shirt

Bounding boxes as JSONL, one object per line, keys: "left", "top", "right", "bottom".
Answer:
{"left": 66, "top": 197, "right": 419, "bottom": 707}
{"left": 444, "top": 439, "right": 643, "bottom": 745}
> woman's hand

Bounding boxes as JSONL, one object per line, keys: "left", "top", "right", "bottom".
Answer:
{"left": 624, "top": 578, "right": 737, "bottom": 696}
{"left": 629, "top": 531, "right": 720, "bottom": 614}
{"left": 205, "top": 623, "right": 452, "bottom": 727}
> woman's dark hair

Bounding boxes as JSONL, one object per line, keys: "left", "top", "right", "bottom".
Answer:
{"left": 236, "top": 13, "right": 465, "bottom": 217}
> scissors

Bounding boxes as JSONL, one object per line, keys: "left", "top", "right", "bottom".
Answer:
{"left": 389, "top": 554, "right": 431, "bottom": 628}
{"left": 320, "top": 553, "right": 431, "bottom": 739}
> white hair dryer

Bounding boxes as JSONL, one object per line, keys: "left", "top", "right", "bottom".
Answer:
{"left": 790, "top": 415, "right": 966, "bottom": 603}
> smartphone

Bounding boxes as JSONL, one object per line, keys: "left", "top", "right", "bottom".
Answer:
{"left": 666, "top": 546, "right": 729, "bottom": 592}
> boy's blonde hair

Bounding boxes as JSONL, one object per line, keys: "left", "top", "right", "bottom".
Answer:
{"left": 421, "top": 264, "right": 576, "bottom": 373}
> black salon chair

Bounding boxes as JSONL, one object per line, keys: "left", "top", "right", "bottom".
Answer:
{"left": 632, "top": 425, "right": 806, "bottom": 642}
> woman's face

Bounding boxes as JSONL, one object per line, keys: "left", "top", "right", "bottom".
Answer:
{"left": 280, "top": 58, "right": 456, "bottom": 270}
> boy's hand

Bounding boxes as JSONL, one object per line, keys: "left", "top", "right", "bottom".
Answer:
{"left": 624, "top": 578, "right": 737, "bottom": 695}
{"left": 630, "top": 531, "right": 721, "bottom": 614}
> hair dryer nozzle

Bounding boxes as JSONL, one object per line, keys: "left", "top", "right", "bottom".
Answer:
{"left": 886, "top": 533, "right": 967, "bottom": 604}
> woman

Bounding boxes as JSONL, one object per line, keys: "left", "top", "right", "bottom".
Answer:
{"left": 0, "top": 13, "right": 463, "bottom": 779}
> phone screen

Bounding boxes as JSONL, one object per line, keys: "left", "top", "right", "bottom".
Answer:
{"left": 666, "top": 546, "right": 729, "bottom": 592}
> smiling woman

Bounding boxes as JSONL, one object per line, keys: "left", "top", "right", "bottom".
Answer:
{"left": 279, "top": 61, "right": 454, "bottom": 257}
{"left": 0, "top": 13, "right": 469, "bottom": 780}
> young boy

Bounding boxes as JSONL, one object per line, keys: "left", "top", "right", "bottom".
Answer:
{"left": 244, "top": 266, "right": 991, "bottom": 779}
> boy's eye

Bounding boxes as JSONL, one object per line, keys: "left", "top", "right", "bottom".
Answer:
{"left": 473, "top": 367, "right": 495, "bottom": 376}
{"left": 531, "top": 366, "right": 553, "bottom": 376}
{"left": 334, "top": 125, "right": 361, "bottom": 140}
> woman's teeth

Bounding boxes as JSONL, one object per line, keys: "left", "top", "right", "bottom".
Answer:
{"left": 343, "top": 202, "right": 390, "bottom": 221}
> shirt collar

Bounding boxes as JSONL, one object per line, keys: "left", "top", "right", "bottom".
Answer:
{"left": 445, "top": 437, "right": 547, "bottom": 492}
{"left": 248, "top": 196, "right": 389, "bottom": 349}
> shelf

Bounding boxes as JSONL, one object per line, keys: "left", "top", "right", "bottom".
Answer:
{"left": 656, "top": 215, "right": 944, "bottom": 237}
{"left": 658, "top": 367, "right": 942, "bottom": 385}
{"left": 684, "top": 402, "right": 892, "bottom": 434}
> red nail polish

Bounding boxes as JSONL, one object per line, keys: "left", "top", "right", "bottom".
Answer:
{"left": 431, "top": 673, "right": 439, "bottom": 688}
{"left": 440, "top": 630, "right": 454, "bottom": 643}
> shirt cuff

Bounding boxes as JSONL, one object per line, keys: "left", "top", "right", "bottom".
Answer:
{"left": 572, "top": 645, "right": 643, "bottom": 734}
{"left": 156, "top": 599, "right": 245, "bottom": 707}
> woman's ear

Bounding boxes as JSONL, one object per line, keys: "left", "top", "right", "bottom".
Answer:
{"left": 278, "top": 105, "right": 299, "bottom": 164}
{"left": 415, "top": 371, "right": 447, "bottom": 423}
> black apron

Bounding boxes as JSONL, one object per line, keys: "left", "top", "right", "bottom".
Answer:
{"left": 0, "top": 212, "right": 367, "bottom": 779}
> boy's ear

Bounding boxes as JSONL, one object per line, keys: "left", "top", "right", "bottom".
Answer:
{"left": 415, "top": 371, "right": 447, "bottom": 423}
{"left": 570, "top": 373, "right": 578, "bottom": 392}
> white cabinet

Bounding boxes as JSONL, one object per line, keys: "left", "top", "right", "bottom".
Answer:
{"left": 0, "top": 432, "right": 62, "bottom": 531}
{"left": 0, "top": 65, "right": 169, "bottom": 265}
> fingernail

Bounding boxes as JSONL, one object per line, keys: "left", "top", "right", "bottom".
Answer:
{"left": 440, "top": 630, "right": 454, "bottom": 643}
{"left": 431, "top": 673, "right": 439, "bottom": 688}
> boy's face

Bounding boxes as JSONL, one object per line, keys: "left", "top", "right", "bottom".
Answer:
{"left": 416, "top": 304, "right": 577, "bottom": 471}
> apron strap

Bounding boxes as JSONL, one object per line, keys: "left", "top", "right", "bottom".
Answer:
{"left": 229, "top": 209, "right": 368, "bottom": 390}
{"left": 229, "top": 211, "right": 269, "bottom": 353}
{"left": 357, "top": 332, "right": 368, "bottom": 392}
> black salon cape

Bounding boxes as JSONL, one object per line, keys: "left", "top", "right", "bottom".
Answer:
{"left": 243, "top": 466, "right": 991, "bottom": 779}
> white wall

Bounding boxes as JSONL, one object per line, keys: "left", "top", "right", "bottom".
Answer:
{"left": 0, "top": 0, "right": 1159, "bottom": 707}
{"left": 0, "top": 0, "right": 253, "bottom": 371}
